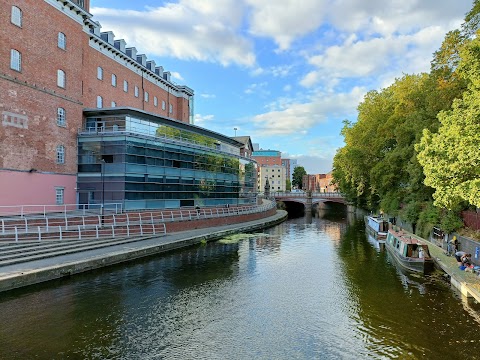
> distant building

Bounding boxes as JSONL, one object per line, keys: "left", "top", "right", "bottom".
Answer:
{"left": 290, "top": 159, "right": 298, "bottom": 180}
{"left": 232, "top": 136, "right": 254, "bottom": 159}
{"left": 281, "top": 158, "right": 291, "bottom": 181}
{"left": 258, "top": 165, "right": 287, "bottom": 193}
{"left": 252, "top": 150, "right": 282, "bottom": 166}
{"left": 302, "top": 172, "right": 337, "bottom": 192}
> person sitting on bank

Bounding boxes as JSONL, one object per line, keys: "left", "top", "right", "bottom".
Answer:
{"left": 455, "top": 251, "right": 466, "bottom": 265}
{"left": 462, "top": 253, "right": 472, "bottom": 267}
{"left": 455, "top": 251, "right": 472, "bottom": 266}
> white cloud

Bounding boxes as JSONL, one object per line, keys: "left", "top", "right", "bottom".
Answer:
{"left": 170, "top": 71, "right": 184, "bottom": 81}
{"left": 91, "top": 0, "right": 255, "bottom": 67}
{"left": 245, "top": 0, "right": 327, "bottom": 50}
{"left": 244, "top": 82, "right": 269, "bottom": 96}
{"left": 327, "top": 0, "right": 468, "bottom": 35}
{"left": 300, "top": 24, "right": 453, "bottom": 88}
{"left": 194, "top": 113, "right": 214, "bottom": 126}
{"left": 200, "top": 93, "right": 216, "bottom": 99}
{"left": 251, "top": 87, "right": 365, "bottom": 136}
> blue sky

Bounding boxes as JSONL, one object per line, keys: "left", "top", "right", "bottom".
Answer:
{"left": 90, "top": 0, "right": 472, "bottom": 174}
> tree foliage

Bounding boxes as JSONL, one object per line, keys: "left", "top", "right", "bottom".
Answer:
{"left": 292, "top": 166, "right": 307, "bottom": 189}
{"left": 332, "top": 1, "right": 480, "bottom": 234}
{"left": 417, "top": 35, "right": 480, "bottom": 209}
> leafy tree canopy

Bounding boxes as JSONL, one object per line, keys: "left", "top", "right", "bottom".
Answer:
{"left": 292, "top": 166, "right": 307, "bottom": 189}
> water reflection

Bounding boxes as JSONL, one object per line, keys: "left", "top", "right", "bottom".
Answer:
{"left": 1, "top": 213, "right": 480, "bottom": 359}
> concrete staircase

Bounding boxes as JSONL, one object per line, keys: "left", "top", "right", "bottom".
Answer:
{"left": 0, "top": 235, "right": 157, "bottom": 267}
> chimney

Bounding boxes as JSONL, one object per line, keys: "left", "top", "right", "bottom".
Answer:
{"left": 114, "top": 39, "right": 126, "bottom": 53}
{"left": 100, "top": 31, "right": 114, "bottom": 45}
{"left": 126, "top": 47, "right": 137, "bottom": 59}
{"left": 146, "top": 60, "right": 156, "bottom": 71}
{"left": 155, "top": 66, "right": 164, "bottom": 77}
{"left": 136, "top": 54, "right": 147, "bottom": 67}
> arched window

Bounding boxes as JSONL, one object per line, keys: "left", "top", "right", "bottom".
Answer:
{"left": 11, "top": 6, "right": 22, "bottom": 27}
{"left": 57, "top": 69, "right": 65, "bottom": 88}
{"left": 111, "top": 74, "right": 116, "bottom": 87}
{"left": 10, "top": 49, "right": 21, "bottom": 71}
{"left": 97, "top": 95, "right": 103, "bottom": 108}
{"left": 57, "top": 108, "right": 66, "bottom": 126}
{"left": 56, "top": 145, "right": 65, "bottom": 164}
{"left": 58, "top": 32, "right": 66, "bottom": 49}
{"left": 97, "top": 66, "right": 103, "bottom": 80}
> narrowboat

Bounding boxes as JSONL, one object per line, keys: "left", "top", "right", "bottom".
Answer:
{"left": 385, "top": 229, "right": 435, "bottom": 274}
{"left": 365, "top": 215, "right": 389, "bottom": 241}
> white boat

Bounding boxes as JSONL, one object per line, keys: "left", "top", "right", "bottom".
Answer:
{"left": 365, "top": 215, "right": 389, "bottom": 241}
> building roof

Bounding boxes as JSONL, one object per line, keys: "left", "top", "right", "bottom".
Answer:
{"left": 232, "top": 136, "right": 254, "bottom": 150}
{"left": 252, "top": 150, "right": 281, "bottom": 157}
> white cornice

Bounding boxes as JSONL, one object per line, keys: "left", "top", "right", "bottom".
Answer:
{"left": 44, "top": 0, "right": 91, "bottom": 25}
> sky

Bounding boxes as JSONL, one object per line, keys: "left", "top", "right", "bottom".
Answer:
{"left": 89, "top": 0, "right": 472, "bottom": 174}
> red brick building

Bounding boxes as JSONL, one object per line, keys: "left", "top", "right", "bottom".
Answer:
{"left": 1, "top": 0, "right": 194, "bottom": 208}
{"left": 302, "top": 172, "right": 337, "bottom": 193}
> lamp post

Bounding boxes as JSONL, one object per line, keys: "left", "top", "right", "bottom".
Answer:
{"left": 234, "top": 127, "right": 237, "bottom": 136}
{"left": 100, "top": 158, "right": 105, "bottom": 224}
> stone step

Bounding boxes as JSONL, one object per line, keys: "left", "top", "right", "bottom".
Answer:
{"left": 0, "top": 234, "right": 164, "bottom": 267}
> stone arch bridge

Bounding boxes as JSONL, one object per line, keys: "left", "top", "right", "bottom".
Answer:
{"left": 271, "top": 192, "right": 347, "bottom": 212}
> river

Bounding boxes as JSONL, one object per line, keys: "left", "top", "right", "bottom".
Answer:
{"left": 1, "top": 210, "right": 480, "bottom": 359}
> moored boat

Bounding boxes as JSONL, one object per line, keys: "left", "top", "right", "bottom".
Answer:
{"left": 365, "top": 215, "right": 389, "bottom": 241}
{"left": 385, "top": 229, "right": 435, "bottom": 274}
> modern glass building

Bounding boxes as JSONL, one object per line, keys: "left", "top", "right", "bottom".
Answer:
{"left": 77, "top": 108, "right": 257, "bottom": 210}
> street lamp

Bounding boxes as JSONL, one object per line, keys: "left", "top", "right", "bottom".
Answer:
{"left": 234, "top": 127, "right": 237, "bottom": 136}
{"left": 100, "top": 158, "right": 105, "bottom": 224}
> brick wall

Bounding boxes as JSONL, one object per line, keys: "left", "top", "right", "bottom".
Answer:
{"left": 1, "top": 0, "right": 85, "bottom": 174}
{"left": 165, "top": 207, "right": 277, "bottom": 233}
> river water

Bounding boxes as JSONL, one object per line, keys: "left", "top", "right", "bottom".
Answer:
{"left": 1, "top": 210, "right": 480, "bottom": 359}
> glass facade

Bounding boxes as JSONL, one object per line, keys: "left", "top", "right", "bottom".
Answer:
{"left": 77, "top": 110, "right": 257, "bottom": 210}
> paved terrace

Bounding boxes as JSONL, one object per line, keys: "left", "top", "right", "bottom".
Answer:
{"left": 0, "top": 206, "right": 287, "bottom": 293}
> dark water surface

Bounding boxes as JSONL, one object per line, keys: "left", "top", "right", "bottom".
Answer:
{"left": 1, "top": 211, "right": 480, "bottom": 359}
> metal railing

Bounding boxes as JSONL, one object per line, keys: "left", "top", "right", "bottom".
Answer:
{"left": 0, "top": 203, "right": 123, "bottom": 218}
{"left": 270, "top": 192, "right": 343, "bottom": 198}
{"left": 0, "top": 200, "right": 276, "bottom": 242}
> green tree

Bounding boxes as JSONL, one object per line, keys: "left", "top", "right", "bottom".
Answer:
{"left": 417, "top": 36, "right": 480, "bottom": 210}
{"left": 292, "top": 166, "right": 307, "bottom": 189}
{"left": 286, "top": 179, "right": 291, "bottom": 191}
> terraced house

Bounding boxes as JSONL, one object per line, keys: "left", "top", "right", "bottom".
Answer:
{"left": 1, "top": 0, "right": 257, "bottom": 211}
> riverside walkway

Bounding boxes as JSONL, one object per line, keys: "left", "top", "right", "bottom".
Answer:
{"left": 0, "top": 210, "right": 287, "bottom": 293}
{"left": 409, "top": 232, "right": 480, "bottom": 301}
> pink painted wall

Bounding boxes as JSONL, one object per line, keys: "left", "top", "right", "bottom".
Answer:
{"left": 0, "top": 170, "right": 76, "bottom": 207}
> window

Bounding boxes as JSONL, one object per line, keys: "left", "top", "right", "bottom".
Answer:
{"left": 58, "top": 32, "right": 66, "bottom": 49}
{"left": 154, "top": 96, "right": 158, "bottom": 107}
{"left": 169, "top": 103, "right": 173, "bottom": 113}
{"left": 11, "top": 6, "right": 22, "bottom": 27}
{"left": 111, "top": 101, "right": 116, "bottom": 107}
{"left": 123, "top": 80, "right": 128, "bottom": 92}
{"left": 56, "top": 145, "right": 65, "bottom": 164}
{"left": 10, "top": 49, "right": 21, "bottom": 71}
{"left": 55, "top": 188, "right": 64, "bottom": 205}
{"left": 57, "top": 107, "right": 66, "bottom": 126}
{"left": 57, "top": 69, "right": 65, "bottom": 88}
{"left": 96, "top": 96, "right": 103, "bottom": 108}
{"left": 97, "top": 66, "right": 103, "bottom": 80}
{"left": 145, "top": 91, "right": 149, "bottom": 102}
{"left": 134, "top": 86, "right": 139, "bottom": 97}
{"left": 111, "top": 74, "right": 117, "bottom": 87}
{"left": 162, "top": 100, "right": 166, "bottom": 110}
